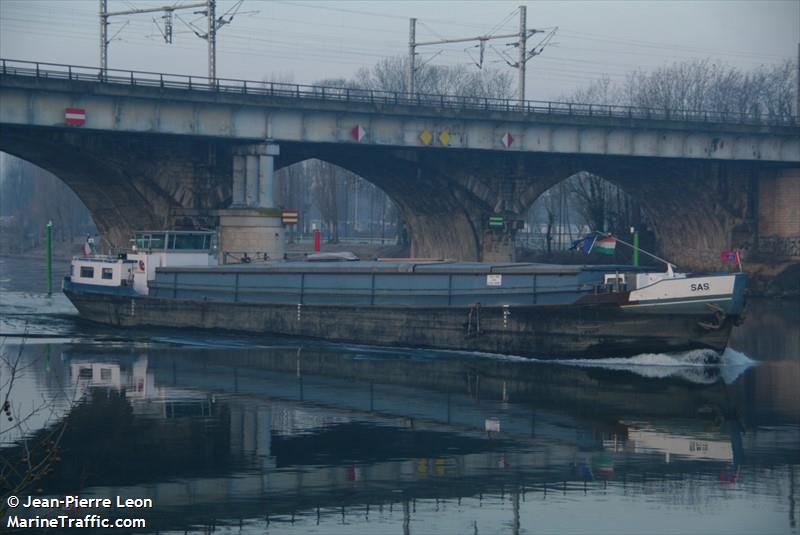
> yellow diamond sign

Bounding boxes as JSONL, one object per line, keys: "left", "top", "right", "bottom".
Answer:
{"left": 438, "top": 130, "right": 450, "bottom": 146}
{"left": 419, "top": 129, "right": 433, "bottom": 145}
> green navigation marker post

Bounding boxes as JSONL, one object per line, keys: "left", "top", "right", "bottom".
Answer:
{"left": 46, "top": 220, "right": 52, "bottom": 296}
{"left": 632, "top": 227, "right": 640, "bottom": 267}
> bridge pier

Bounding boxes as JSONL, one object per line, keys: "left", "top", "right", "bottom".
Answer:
{"left": 217, "top": 143, "right": 284, "bottom": 263}
{"left": 757, "top": 167, "right": 800, "bottom": 258}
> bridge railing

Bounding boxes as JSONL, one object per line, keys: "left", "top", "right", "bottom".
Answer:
{"left": 1, "top": 58, "right": 797, "bottom": 127}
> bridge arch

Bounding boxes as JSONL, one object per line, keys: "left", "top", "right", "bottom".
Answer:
{"left": 273, "top": 157, "right": 404, "bottom": 246}
{"left": 514, "top": 157, "right": 760, "bottom": 270}
{"left": 0, "top": 126, "right": 233, "bottom": 250}
{"left": 276, "top": 144, "right": 488, "bottom": 261}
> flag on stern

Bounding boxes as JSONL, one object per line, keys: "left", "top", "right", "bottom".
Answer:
{"left": 570, "top": 235, "right": 596, "bottom": 254}
{"left": 593, "top": 236, "right": 617, "bottom": 255}
{"left": 720, "top": 249, "right": 740, "bottom": 263}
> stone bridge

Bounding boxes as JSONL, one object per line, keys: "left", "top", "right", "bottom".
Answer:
{"left": 0, "top": 59, "right": 798, "bottom": 271}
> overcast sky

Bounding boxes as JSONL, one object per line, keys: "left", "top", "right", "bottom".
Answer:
{"left": 1, "top": 0, "right": 798, "bottom": 100}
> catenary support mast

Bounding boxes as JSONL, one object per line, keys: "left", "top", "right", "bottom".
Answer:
{"left": 407, "top": 6, "right": 553, "bottom": 105}
{"left": 407, "top": 18, "right": 416, "bottom": 96}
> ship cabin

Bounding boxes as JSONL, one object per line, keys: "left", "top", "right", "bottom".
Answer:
{"left": 67, "top": 230, "right": 216, "bottom": 296}
{"left": 70, "top": 256, "right": 137, "bottom": 288}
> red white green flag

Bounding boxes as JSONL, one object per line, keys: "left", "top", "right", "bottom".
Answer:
{"left": 593, "top": 236, "right": 617, "bottom": 255}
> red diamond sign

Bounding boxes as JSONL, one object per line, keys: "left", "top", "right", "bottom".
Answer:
{"left": 65, "top": 107, "right": 86, "bottom": 126}
{"left": 501, "top": 132, "right": 514, "bottom": 148}
{"left": 351, "top": 124, "right": 366, "bottom": 142}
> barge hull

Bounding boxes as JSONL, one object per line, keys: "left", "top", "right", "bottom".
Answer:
{"left": 64, "top": 288, "right": 733, "bottom": 359}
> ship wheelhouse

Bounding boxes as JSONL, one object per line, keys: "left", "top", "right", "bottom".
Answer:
{"left": 66, "top": 230, "right": 216, "bottom": 296}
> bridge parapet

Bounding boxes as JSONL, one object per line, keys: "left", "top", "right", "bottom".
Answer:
{"left": 2, "top": 58, "right": 798, "bottom": 130}
{"left": 3, "top": 60, "right": 799, "bottom": 164}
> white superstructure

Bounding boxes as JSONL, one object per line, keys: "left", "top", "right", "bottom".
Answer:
{"left": 69, "top": 230, "right": 216, "bottom": 295}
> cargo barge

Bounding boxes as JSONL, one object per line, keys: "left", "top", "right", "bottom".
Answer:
{"left": 63, "top": 230, "right": 746, "bottom": 359}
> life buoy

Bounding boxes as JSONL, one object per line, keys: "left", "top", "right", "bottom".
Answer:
{"left": 138, "top": 260, "right": 145, "bottom": 272}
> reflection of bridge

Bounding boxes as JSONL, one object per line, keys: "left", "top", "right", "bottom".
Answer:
{"left": 1, "top": 59, "right": 798, "bottom": 268}
{"left": 7, "top": 343, "right": 797, "bottom": 533}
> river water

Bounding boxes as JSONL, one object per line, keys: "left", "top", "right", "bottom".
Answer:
{"left": 1, "top": 255, "right": 798, "bottom": 534}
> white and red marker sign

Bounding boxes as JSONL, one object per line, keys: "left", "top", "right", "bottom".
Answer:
{"left": 281, "top": 209, "right": 299, "bottom": 225}
{"left": 501, "top": 132, "right": 514, "bottom": 148}
{"left": 64, "top": 108, "right": 86, "bottom": 126}
{"left": 351, "top": 124, "right": 366, "bottom": 142}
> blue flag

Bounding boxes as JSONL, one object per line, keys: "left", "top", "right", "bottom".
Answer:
{"left": 570, "top": 235, "right": 596, "bottom": 254}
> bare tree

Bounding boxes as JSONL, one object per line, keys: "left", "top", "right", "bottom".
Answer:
{"left": 353, "top": 56, "right": 515, "bottom": 98}
{"left": 0, "top": 338, "right": 74, "bottom": 513}
{"left": 0, "top": 154, "right": 96, "bottom": 254}
{"left": 561, "top": 58, "right": 797, "bottom": 120}
{"left": 310, "top": 162, "right": 340, "bottom": 243}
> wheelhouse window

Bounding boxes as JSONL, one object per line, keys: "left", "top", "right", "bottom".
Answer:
{"left": 102, "top": 268, "right": 114, "bottom": 280}
{"left": 135, "top": 231, "right": 214, "bottom": 251}
{"left": 134, "top": 233, "right": 166, "bottom": 250}
{"left": 172, "top": 233, "right": 208, "bottom": 250}
{"left": 80, "top": 266, "right": 95, "bottom": 278}
{"left": 149, "top": 233, "right": 166, "bottom": 250}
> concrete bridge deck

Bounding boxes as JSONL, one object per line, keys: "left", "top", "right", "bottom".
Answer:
{"left": 1, "top": 59, "right": 798, "bottom": 162}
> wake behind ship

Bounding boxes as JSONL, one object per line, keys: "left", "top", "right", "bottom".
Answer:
{"left": 63, "top": 230, "right": 746, "bottom": 360}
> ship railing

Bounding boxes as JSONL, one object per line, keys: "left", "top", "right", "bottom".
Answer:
{"left": 72, "top": 255, "right": 135, "bottom": 263}
{"left": 222, "top": 251, "right": 281, "bottom": 264}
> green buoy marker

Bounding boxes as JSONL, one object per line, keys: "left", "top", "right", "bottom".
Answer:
{"left": 46, "top": 220, "right": 52, "bottom": 296}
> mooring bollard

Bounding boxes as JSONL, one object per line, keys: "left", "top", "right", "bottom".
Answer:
{"left": 313, "top": 228, "right": 321, "bottom": 252}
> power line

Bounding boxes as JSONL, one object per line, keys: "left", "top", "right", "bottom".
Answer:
{"left": 558, "top": 28, "right": 787, "bottom": 61}
{"left": 99, "top": 0, "right": 249, "bottom": 81}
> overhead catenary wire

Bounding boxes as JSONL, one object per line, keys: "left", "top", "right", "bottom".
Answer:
{"left": 0, "top": 1, "right": 794, "bottom": 96}
{"left": 1, "top": 6, "right": 790, "bottom": 65}
{"left": 0, "top": 16, "right": 786, "bottom": 74}
{"left": 1, "top": 2, "right": 791, "bottom": 63}
{"left": 0, "top": 23, "right": 762, "bottom": 86}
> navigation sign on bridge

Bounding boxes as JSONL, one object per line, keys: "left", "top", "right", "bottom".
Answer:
{"left": 419, "top": 129, "right": 433, "bottom": 146}
{"left": 351, "top": 124, "right": 366, "bottom": 142}
{"left": 64, "top": 108, "right": 86, "bottom": 126}
{"left": 282, "top": 209, "right": 299, "bottom": 225}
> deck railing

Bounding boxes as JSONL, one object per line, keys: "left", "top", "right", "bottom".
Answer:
{"left": 1, "top": 58, "right": 797, "bottom": 127}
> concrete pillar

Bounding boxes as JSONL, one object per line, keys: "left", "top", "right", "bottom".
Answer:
{"left": 232, "top": 154, "right": 246, "bottom": 206}
{"left": 245, "top": 155, "right": 259, "bottom": 207}
{"left": 758, "top": 167, "right": 800, "bottom": 257}
{"left": 216, "top": 142, "right": 285, "bottom": 262}
{"left": 258, "top": 144, "right": 279, "bottom": 208}
{"left": 235, "top": 143, "right": 279, "bottom": 209}
{"left": 482, "top": 228, "right": 516, "bottom": 262}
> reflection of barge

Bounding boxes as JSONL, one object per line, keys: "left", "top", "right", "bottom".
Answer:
{"left": 63, "top": 230, "right": 746, "bottom": 359}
